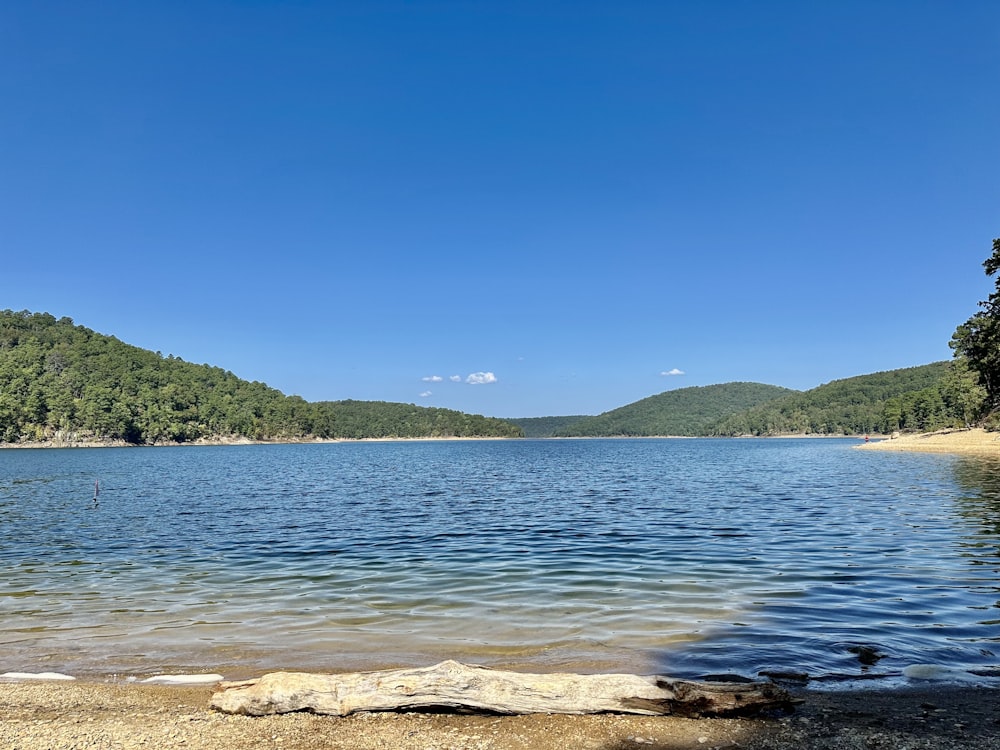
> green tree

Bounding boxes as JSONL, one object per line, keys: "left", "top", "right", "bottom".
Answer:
{"left": 940, "top": 359, "right": 987, "bottom": 427}
{"left": 951, "top": 238, "right": 1000, "bottom": 414}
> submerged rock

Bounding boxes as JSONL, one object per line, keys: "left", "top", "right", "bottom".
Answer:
{"left": 848, "top": 645, "right": 885, "bottom": 665}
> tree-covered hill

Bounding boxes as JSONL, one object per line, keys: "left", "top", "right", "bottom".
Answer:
{"left": 554, "top": 382, "right": 797, "bottom": 437}
{"left": 710, "top": 361, "right": 979, "bottom": 436}
{"left": 506, "top": 415, "right": 589, "bottom": 438}
{"left": 0, "top": 310, "right": 523, "bottom": 444}
{"left": 309, "top": 399, "right": 523, "bottom": 441}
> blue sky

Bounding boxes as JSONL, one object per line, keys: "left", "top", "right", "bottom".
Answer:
{"left": 2, "top": 1, "right": 998, "bottom": 418}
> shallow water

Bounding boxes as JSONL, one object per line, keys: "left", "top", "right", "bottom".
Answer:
{"left": 1, "top": 439, "right": 997, "bottom": 684}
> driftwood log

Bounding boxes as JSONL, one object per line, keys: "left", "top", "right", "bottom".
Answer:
{"left": 210, "top": 660, "right": 792, "bottom": 718}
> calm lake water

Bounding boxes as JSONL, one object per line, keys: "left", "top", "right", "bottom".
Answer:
{"left": 1, "top": 438, "right": 998, "bottom": 686}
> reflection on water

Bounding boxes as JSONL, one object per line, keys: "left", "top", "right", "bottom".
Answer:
{"left": 950, "top": 456, "right": 1000, "bottom": 647}
{"left": 953, "top": 457, "right": 1000, "bottom": 537}
{"left": 0, "top": 439, "right": 998, "bottom": 683}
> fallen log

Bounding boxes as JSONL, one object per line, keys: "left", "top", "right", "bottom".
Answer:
{"left": 210, "top": 659, "right": 792, "bottom": 718}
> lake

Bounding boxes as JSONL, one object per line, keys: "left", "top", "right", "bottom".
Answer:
{"left": 1, "top": 438, "right": 998, "bottom": 686}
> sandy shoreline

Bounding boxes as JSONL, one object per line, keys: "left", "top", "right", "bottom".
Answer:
{"left": 857, "top": 428, "right": 1000, "bottom": 456}
{"left": 1, "top": 678, "right": 997, "bottom": 750}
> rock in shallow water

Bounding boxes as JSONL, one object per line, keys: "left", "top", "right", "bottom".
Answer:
{"left": 848, "top": 645, "right": 884, "bottom": 665}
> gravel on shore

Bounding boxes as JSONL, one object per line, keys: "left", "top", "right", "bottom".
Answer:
{"left": 2, "top": 679, "right": 998, "bottom": 750}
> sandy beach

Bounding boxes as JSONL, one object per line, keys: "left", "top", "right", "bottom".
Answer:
{"left": 857, "top": 428, "right": 1000, "bottom": 456}
{"left": 1, "top": 678, "right": 998, "bottom": 750}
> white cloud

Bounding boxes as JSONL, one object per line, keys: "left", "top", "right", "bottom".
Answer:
{"left": 422, "top": 375, "right": 443, "bottom": 382}
{"left": 466, "top": 371, "right": 498, "bottom": 385}
{"left": 419, "top": 390, "right": 432, "bottom": 398}
{"left": 449, "top": 375, "right": 462, "bottom": 382}
{"left": 660, "top": 368, "right": 685, "bottom": 376}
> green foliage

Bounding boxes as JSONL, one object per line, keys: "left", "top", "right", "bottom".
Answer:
{"left": 548, "top": 365, "right": 975, "bottom": 439}
{"left": 555, "top": 383, "right": 796, "bottom": 437}
{"left": 507, "top": 415, "right": 590, "bottom": 438}
{"left": 0, "top": 310, "right": 523, "bottom": 444}
{"left": 309, "top": 400, "right": 522, "bottom": 440}
{"left": 711, "top": 362, "right": 966, "bottom": 436}
{"left": 950, "top": 237, "right": 1000, "bottom": 417}
{"left": 937, "top": 358, "right": 987, "bottom": 428}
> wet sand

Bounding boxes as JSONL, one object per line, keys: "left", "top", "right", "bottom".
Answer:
{"left": 1, "top": 678, "right": 998, "bottom": 749}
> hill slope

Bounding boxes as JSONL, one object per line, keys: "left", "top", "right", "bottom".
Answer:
{"left": 507, "top": 415, "right": 589, "bottom": 438}
{"left": 555, "top": 382, "right": 797, "bottom": 437}
{"left": 0, "top": 310, "right": 523, "bottom": 444}
{"left": 710, "top": 362, "right": 961, "bottom": 436}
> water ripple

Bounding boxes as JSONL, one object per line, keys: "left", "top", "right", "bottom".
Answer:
{"left": 0, "top": 439, "right": 998, "bottom": 681}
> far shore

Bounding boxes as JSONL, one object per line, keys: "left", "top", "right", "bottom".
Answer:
{"left": 4, "top": 429, "right": 1000, "bottom": 454}
{"left": 0, "top": 435, "right": 517, "bottom": 449}
{"left": 857, "top": 427, "right": 1000, "bottom": 457}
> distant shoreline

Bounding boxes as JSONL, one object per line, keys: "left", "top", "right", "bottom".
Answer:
{"left": 0, "top": 434, "right": 861, "bottom": 448}
{"left": 0, "top": 435, "right": 517, "bottom": 449}
{"left": 6, "top": 431, "right": 997, "bottom": 453}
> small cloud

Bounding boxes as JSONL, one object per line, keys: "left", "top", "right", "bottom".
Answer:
{"left": 466, "top": 371, "right": 498, "bottom": 385}
{"left": 660, "top": 368, "right": 685, "bottom": 376}
{"left": 449, "top": 375, "right": 462, "bottom": 382}
{"left": 422, "top": 375, "right": 443, "bottom": 382}
{"left": 419, "top": 390, "right": 433, "bottom": 398}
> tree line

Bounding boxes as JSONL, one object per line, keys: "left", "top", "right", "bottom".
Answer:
{"left": 4, "top": 237, "right": 997, "bottom": 445}
{"left": 950, "top": 237, "right": 1000, "bottom": 429}
{"left": 0, "top": 310, "right": 523, "bottom": 444}
{"left": 709, "top": 362, "right": 981, "bottom": 436}
{"left": 554, "top": 382, "right": 795, "bottom": 437}
{"left": 512, "top": 365, "right": 978, "bottom": 438}
{"left": 522, "top": 236, "right": 1000, "bottom": 438}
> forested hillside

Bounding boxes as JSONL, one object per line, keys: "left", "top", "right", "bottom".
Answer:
{"left": 309, "top": 399, "right": 522, "bottom": 441}
{"left": 0, "top": 310, "right": 523, "bottom": 444}
{"left": 3, "top": 308, "right": 984, "bottom": 446}
{"left": 532, "top": 363, "right": 980, "bottom": 438}
{"left": 508, "top": 415, "right": 589, "bottom": 438}
{"left": 555, "top": 382, "right": 796, "bottom": 437}
{"left": 710, "top": 362, "right": 979, "bottom": 436}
